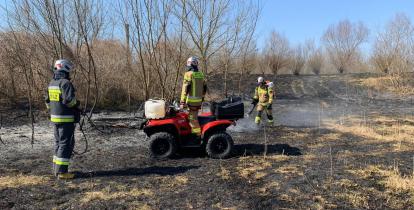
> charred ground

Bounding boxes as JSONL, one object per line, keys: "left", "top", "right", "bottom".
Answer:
{"left": 1, "top": 73, "right": 414, "bottom": 209}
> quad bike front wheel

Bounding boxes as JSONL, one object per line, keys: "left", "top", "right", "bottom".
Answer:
{"left": 205, "top": 132, "right": 234, "bottom": 159}
{"left": 148, "top": 132, "right": 177, "bottom": 159}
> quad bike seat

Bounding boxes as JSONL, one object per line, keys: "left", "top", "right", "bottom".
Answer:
{"left": 198, "top": 113, "right": 216, "bottom": 125}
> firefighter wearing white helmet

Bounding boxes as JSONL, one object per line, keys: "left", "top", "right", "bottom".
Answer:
{"left": 180, "top": 56, "right": 207, "bottom": 136}
{"left": 252, "top": 77, "right": 274, "bottom": 125}
{"left": 45, "top": 59, "right": 79, "bottom": 179}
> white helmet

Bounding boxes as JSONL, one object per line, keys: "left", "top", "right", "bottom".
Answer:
{"left": 186, "top": 56, "right": 199, "bottom": 67}
{"left": 54, "top": 59, "right": 74, "bottom": 73}
{"left": 257, "top": 76, "right": 264, "bottom": 83}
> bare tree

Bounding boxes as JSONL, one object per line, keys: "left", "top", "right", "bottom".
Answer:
{"left": 2, "top": 32, "right": 37, "bottom": 144}
{"left": 371, "top": 13, "right": 414, "bottom": 94}
{"left": 219, "top": 30, "right": 239, "bottom": 97}
{"left": 290, "top": 44, "right": 306, "bottom": 76}
{"left": 119, "top": 0, "right": 260, "bottom": 99}
{"left": 165, "top": 3, "right": 190, "bottom": 102}
{"left": 371, "top": 13, "right": 414, "bottom": 74}
{"left": 3, "top": 0, "right": 72, "bottom": 145}
{"left": 0, "top": 0, "right": 261, "bottom": 111}
{"left": 177, "top": 0, "right": 235, "bottom": 76}
{"left": 322, "top": 20, "right": 369, "bottom": 73}
{"left": 1, "top": 0, "right": 106, "bottom": 121}
{"left": 237, "top": 41, "right": 258, "bottom": 94}
{"left": 0, "top": 35, "right": 19, "bottom": 105}
{"left": 264, "top": 31, "right": 291, "bottom": 75}
{"left": 305, "top": 39, "right": 323, "bottom": 75}
{"left": 237, "top": 1, "right": 261, "bottom": 94}
{"left": 120, "top": 0, "right": 159, "bottom": 100}
{"left": 219, "top": 0, "right": 260, "bottom": 97}
{"left": 120, "top": 0, "right": 188, "bottom": 100}
{"left": 73, "top": 0, "right": 105, "bottom": 116}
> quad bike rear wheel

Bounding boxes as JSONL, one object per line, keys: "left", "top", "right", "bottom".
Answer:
{"left": 148, "top": 132, "right": 177, "bottom": 159}
{"left": 205, "top": 132, "right": 233, "bottom": 159}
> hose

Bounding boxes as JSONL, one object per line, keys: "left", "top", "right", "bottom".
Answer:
{"left": 73, "top": 101, "right": 147, "bottom": 155}
{"left": 73, "top": 113, "right": 89, "bottom": 155}
{"left": 73, "top": 111, "right": 107, "bottom": 155}
{"left": 73, "top": 121, "right": 89, "bottom": 155}
{"left": 81, "top": 112, "right": 113, "bottom": 134}
{"left": 0, "top": 114, "right": 4, "bottom": 145}
{"left": 73, "top": 111, "right": 112, "bottom": 155}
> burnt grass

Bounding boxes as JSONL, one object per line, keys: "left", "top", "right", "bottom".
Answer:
{"left": 1, "top": 73, "right": 414, "bottom": 209}
{"left": 0, "top": 125, "right": 308, "bottom": 209}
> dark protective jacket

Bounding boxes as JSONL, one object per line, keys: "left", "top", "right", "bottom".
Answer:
{"left": 45, "top": 71, "right": 78, "bottom": 123}
{"left": 180, "top": 66, "right": 207, "bottom": 107}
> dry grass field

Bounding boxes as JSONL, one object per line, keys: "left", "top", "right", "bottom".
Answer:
{"left": 1, "top": 73, "right": 414, "bottom": 209}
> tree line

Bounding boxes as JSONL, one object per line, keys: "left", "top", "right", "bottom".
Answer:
{"left": 0, "top": 1, "right": 413, "bottom": 111}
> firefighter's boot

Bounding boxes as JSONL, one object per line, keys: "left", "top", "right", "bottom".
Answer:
{"left": 58, "top": 173, "right": 75, "bottom": 180}
{"left": 268, "top": 120, "right": 274, "bottom": 126}
{"left": 255, "top": 116, "right": 261, "bottom": 124}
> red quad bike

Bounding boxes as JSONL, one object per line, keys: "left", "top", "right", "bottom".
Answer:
{"left": 140, "top": 97, "right": 244, "bottom": 159}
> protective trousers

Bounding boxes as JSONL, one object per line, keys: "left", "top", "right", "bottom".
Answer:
{"left": 53, "top": 123, "right": 75, "bottom": 175}
{"left": 188, "top": 106, "right": 201, "bottom": 135}
{"left": 255, "top": 103, "right": 273, "bottom": 124}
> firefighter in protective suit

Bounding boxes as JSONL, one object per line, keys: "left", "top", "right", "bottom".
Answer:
{"left": 252, "top": 77, "right": 274, "bottom": 125}
{"left": 45, "top": 59, "right": 79, "bottom": 179}
{"left": 180, "top": 56, "right": 207, "bottom": 136}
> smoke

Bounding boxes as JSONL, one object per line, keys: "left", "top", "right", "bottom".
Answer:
{"left": 228, "top": 115, "right": 260, "bottom": 133}
{"left": 229, "top": 104, "right": 324, "bottom": 132}
{"left": 276, "top": 104, "right": 321, "bottom": 128}
{"left": 228, "top": 100, "right": 331, "bottom": 131}
{"left": 223, "top": 72, "right": 414, "bottom": 132}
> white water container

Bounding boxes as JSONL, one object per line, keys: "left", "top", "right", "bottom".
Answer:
{"left": 145, "top": 99, "right": 166, "bottom": 119}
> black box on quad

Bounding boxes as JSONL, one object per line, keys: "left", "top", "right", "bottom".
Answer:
{"left": 210, "top": 96, "right": 244, "bottom": 120}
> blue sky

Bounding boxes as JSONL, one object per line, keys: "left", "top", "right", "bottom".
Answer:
{"left": 256, "top": 0, "right": 414, "bottom": 50}
{"left": 1, "top": 0, "right": 413, "bottom": 53}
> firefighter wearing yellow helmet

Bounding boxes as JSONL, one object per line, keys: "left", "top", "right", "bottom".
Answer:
{"left": 180, "top": 56, "right": 207, "bottom": 136}
{"left": 252, "top": 77, "right": 274, "bottom": 125}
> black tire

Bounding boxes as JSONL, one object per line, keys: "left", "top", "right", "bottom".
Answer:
{"left": 148, "top": 132, "right": 177, "bottom": 159}
{"left": 205, "top": 132, "right": 234, "bottom": 159}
